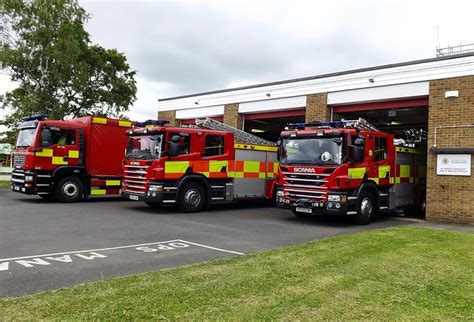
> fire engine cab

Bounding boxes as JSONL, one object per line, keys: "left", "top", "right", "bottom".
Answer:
{"left": 11, "top": 114, "right": 132, "bottom": 202}
{"left": 275, "top": 118, "right": 426, "bottom": 224}
{"left": 122, "top": 118, "right": 278, "bottom": 212}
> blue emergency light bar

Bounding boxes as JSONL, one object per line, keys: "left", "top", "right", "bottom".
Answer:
{"left": 22, "top": 114, "right": 48, "bottom": 121}
{"left": 135, "top": 119, "right": 170, "bottom": 127}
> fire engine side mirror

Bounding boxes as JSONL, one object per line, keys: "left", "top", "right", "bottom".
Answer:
{"left": 40, "top": 128, "right": 52, "bottom": 147}
{"left": 276, "top": 139, "right": 282, "bottom": 161}
{"left": 349, "top": 137, "right": 365, "bottom": 163}
{"left": 168, "top": 141, "right": 180, "bottom": 157}
{"left": 351, "top": 146, "right": 365, "bottom": 163}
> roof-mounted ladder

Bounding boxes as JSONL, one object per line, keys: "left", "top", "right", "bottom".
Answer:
{"left": 195, "top": 118, "right": 276, "bottom": 146}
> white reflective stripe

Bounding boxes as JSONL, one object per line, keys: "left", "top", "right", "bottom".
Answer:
{"left": 289, "top": 193, "right": 325, "bottom": 199}
{"left": 284, "top": 188, "right": 327, "bottom": 193}
{"left": 124, "top": 170, "right": 147, "bottom": 174}
{"left": 283, "top": 177, "right": 327, "bottom": 183}
{"left": 284, "top": 183, "right": 328, "bottom": 189}
{"left": 281, "top": 172, "right": 330, "bottom": 176}
{"left": 123, "top": 189, "right": 145, "bottom": 194}
{"left": 124, "top": 179, "right": 147, "bottom": 184}
{"left": 125, "top": 184, "right": 146, "bottom": 189}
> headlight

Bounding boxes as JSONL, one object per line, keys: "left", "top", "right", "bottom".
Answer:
{"left": 328, "top": 195, "right": 341, "bottom": 202}
{"left": 276, "top": 190, "right": 284, "bottom": 197}
{"left": 148, "top": 185, "right": 163, "bottom": 192}
{"left": 25, "top": 175, "right": 34, "bottom": 181}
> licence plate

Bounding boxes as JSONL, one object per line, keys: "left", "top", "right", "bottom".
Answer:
{"left": 13, "top": 186, "right": 20, "bottom": 191}
{"left": 129, "top": 195, "right": 139, "bottom": 201}
{"left": 295, "top": 207, "right": 312, "bottom": 214}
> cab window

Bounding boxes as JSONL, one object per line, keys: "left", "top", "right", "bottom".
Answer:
{"left": 41, "top": 128, "right": 76, "bottom": 147}
{"left": 203, "top": 135, "right": 225, "bottom": 157}
{"left": 168, "top": 133, "right": 190, "bottom": 155}
{"left": 373, "top": 137, "right": 387, "bottom": 161}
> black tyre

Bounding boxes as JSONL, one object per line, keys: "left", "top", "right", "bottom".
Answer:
{"left": 352, "top": 191, "right": 377, "bottom": 225}
{"left": 292, "top": 208, "right": 312, "bottom": 219}
{"left": 404, "top": 197, "right": 426, "bottom": 218}
{"left": 55, "top": 176, "right": 84, "bottom": 203}
{"left": 178, "top": 182, "right": 206, "bottom": 213}
{"left": 145, "top": 201, "right": 161, "bottom": 209}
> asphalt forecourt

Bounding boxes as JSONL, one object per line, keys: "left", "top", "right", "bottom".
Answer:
{"left": 0, "top": 188, "right": 403, "bottom": 298}
{"left": 1, "top": 226, "right": 472, "bottom": 320}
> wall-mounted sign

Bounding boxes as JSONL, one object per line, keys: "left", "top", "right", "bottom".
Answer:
{"left": 436, "top": 154, "right": 471, "bottom": 176}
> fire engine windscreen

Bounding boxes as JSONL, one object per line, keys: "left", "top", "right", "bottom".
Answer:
{"left": 126, "top": 135, "right": 163, "bottom": 160}
{"left": 280, "top": 137, "right": 343, "bottom": 165}
{"left": 15, "top": 128, "right": 37, "bottom": 147}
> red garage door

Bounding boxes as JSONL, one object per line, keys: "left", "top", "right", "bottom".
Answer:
{"left": 244, "top": 108, "right": 305, "bottom": 120}
{"left": 332, "top": 98, "right": 428, "bottom": 113}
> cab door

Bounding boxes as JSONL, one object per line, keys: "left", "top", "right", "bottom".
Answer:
{"left": 35, "top": 125, "right": 81, "bottom": 171}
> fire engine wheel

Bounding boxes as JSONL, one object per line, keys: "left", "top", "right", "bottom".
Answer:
{"left": 55, "top": 176, "right": 84, "bottom": 203}
{"left": 178, "top": 182, "right": 206, "bottom": 213}
{"left": 352, "top": 191, "right": 376, "bottom": 225}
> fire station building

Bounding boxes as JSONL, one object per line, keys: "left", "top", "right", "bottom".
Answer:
{"left": 157, "top": 53, "right": 474, "bottom": 224}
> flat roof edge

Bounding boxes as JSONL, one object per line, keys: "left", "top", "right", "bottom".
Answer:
{"left": 159, "top": 52, "right": 474, "bottom": 102}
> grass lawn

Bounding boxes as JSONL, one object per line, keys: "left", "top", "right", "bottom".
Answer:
{"left": 1, "top": 226, "right": 473, "bottom": 320}
{"left": 0, "top": 181, "right": 10, "bottom": 187}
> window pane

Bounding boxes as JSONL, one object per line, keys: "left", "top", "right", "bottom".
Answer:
{"left": 169, "top": 133, "right": 190, "bottom": 155}
{"left": 374, "top": 138, "right": 387, "bottom": 161}
{"left": 204, "top": 135, "right": 224, "bottom": 156}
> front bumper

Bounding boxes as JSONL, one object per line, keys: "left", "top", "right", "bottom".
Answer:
{"left": 122, "top": 182, "right": 177, "bottom": 205}
{"left": 276, "top": 189, "right": 354, "bottom": 216}
{"left": 11, "top": 169, "right": 37, "bottom": 195}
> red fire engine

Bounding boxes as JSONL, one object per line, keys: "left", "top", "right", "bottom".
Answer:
{"left": 121, "top": 118, "right": 278, "bottom": 212}
{"left": 11, "top": 115, "right": 132, "bottom": 202}
{"left": 275, "top": 119, "right": 426, "bottom": 224}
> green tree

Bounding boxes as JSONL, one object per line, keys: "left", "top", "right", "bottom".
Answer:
{"left": 0, "top": 0, "right": 137, "bottom": 139}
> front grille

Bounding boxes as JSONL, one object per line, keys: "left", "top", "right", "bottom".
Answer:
{"left": 281, "top": 172, "right": 329, "bottom": 201}
{"left": 13, "top": 154, "right": 25, "bottom": 167}
{"left": 123, "top": 165, "right": 149, "bottom": 194}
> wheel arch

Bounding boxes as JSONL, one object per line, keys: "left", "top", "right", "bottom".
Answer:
{"left": 356, "top": 180, "right": 379, "bottom": 206}
{"left": 51, "top": 166, "right": 87, "bottom": 188}
{"left": 177, "top": 174, "right": 211, "bottom": 203}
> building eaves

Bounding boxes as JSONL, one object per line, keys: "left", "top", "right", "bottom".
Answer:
{"left": 158, "top": 52, "right": 474, "bottom": 102}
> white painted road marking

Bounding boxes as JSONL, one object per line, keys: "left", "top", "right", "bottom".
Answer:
{"left": 0, "top": 239, "right": 244, "bottom": 272}
{"left": 178, "top": 240, "right": 245, "bottom": 255}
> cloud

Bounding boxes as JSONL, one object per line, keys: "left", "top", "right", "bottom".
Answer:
{"left": 3, "top": 0, "right": 474, "bottom": 123}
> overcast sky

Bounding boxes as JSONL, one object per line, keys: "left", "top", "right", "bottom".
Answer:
{"left": 2, "top": 0, "right": 474, "bottom": 123}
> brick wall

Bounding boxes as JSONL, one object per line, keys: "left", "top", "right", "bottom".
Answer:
{"left": 157, "top": 110, "right": 178, "bottom": 126}
{"left": 426, "top": 76, "right": 474, "bottom": 224}
{"left": 223, "top": 103, "right": 243, "bottom": 129}
{"left": 306, "top": 93, "right": 330, "bottom": 122}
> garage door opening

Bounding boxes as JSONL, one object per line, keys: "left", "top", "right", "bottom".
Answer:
{"left": 243, "top": 109, "right": 305, "bottom": 142}
{"left": 333, "top": 98, "right": 428, "bottom": 219}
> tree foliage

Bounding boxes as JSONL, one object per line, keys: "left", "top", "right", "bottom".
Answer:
{"left": 0, "top": 0, "right": 137, "bottom": 139}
